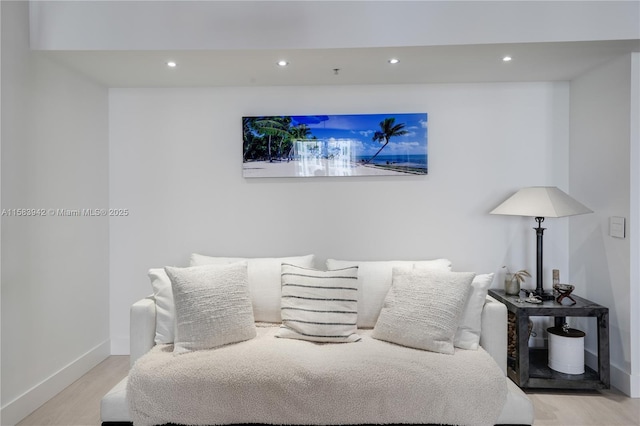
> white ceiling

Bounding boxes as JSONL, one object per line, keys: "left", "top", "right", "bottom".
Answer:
{"left": 43, "top": 39, "right": 640, "bottom": 88}
{"left": 30, "top": 1, "right": 639, "bottom": 87}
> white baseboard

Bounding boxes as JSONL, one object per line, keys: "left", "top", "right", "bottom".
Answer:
{"left": 630, "top": 374, "right": 640, "bottom": 398}
{"left": 585, "top": 349, "right": 639, "bottom": 397}
{"left": 0, "top": 340, "right": 110, "bottom": 426}
{"left": 110, "top": 336, "right": 130, "bottom": 355}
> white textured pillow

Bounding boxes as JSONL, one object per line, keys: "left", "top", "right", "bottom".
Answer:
{"left": 190, "top": 254, "right": 315, "bottom": 322}
{"left": 165, "top": 263, "right": 256, "bottom": 354}
{"left": 276, "top": 264, "right": 360, "bottom": 343}
{"left": 413, "top": 264, "right": 494, "bottom": 349}
{"left": 372, "top": 268, "right": 475, "bottom": 354}
{"left": 325, "top": 258, "right": 452, "bottom": 328}
{"left": 149, "top": 268, "right": 176, "bottom": 344}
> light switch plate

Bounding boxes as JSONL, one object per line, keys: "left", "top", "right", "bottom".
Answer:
{"left": 610, "top": 216, "right": 626, "bottom": 239}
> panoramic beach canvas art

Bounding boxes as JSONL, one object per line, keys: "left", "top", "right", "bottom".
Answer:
{"left": 242, "top": 113, "right": 428, "bottom": 178}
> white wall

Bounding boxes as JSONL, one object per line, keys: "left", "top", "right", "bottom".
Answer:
{"left": 109, "top": 82, "right": 571, "bottom": 353}
{"left": 569, "top": 53, "right": 638, "bottom": 396}
{"left": 631, "top": 52, "right": 640, "bottom": 398}
{"left": 0, "top": 0, "right": 3, "bottom": 413}
{"left": 0, "top": 2, "right": 110, "bottom": 424}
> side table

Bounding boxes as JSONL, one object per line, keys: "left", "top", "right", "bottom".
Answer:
{"left": 488, "top": 289, "right": 610, "bottom": 390}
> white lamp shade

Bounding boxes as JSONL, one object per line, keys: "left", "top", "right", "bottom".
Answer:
{"left": 490, "top": 187, "right": 593, "bottom": 218}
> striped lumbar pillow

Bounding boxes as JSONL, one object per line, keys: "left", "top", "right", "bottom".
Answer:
{"left": 276, "top": 263, "right": 360, "bottom": 343}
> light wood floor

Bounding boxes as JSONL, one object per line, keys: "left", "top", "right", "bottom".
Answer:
{"left": 527, "top": 388, "right": 640, "bottom": 425}
{"left": 16, "top": 355, "right": 640, "bottom": 426}
{"left": 17, "top": 356, "right": 129, "bottom": 426}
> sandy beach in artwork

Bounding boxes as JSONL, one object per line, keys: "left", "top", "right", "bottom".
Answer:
{"left": 243, "top": 158, "right": 424, "bottom": 178}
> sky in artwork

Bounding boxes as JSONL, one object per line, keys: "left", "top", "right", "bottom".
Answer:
{"left": 290, "top": 113, "right": 427, "bottom": 156}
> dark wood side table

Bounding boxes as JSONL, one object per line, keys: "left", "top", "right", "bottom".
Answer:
{"left": 488, "top": 289, "right": 610, "bottom": 390}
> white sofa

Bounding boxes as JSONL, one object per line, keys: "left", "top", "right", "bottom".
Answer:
{"left": 101, "top": 257, "right": 534, "bottom": 425}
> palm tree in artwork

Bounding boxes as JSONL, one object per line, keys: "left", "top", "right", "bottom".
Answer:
{"left": 252, "top": 117, "right": 291, "bottom": 162}
{"left": 290, "top": 123, "right": 311, "bottom": 141}
{"left": 365, "top": 117, "right": 409, "bottom": 164}
{"left": 243, "top": 117, "right": 262, "bottom": 161}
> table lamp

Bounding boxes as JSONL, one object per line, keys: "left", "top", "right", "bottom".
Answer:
{"left": 490, "top": 186, "right": 592, "bottom": 300}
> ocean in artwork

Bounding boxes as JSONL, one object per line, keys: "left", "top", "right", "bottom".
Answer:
{"left": 355, "top": 154, "right": 428, "bottom": 169}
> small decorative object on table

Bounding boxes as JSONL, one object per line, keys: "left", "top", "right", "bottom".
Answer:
{"left": 504, "top": 268, "right": 531, "bottom": 296}
{"left": 554, "top": 283, "right": 576, "bottom": 305}
{"left": 520, "top": 292, "right": 542, "bottom": 304}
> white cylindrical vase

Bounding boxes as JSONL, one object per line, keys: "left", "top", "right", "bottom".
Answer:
{"left": 547, "top": 326, "right": 585, "bottom": 375}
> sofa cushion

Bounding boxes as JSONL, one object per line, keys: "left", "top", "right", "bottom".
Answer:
{"left": 372, "top": 268, "right": 474, "bottom": 354}
{"left": 165, "top": 263, "right": 256, "bottom": 354}
{"left": 495, "top": 378, "right": 535, "bottom": 425}
{"left": 149, "top": 268, "right": 176, "bottom": 344}
{"left": 100, "top": 377, "right": 130, "bottom": 422}
{"left": 325, "top": 258, "right": 452, "bottom": 328}
{"left": 190, "top": 253, "right": 315, "bottom": 322}
{"left": 276, "top": 264, "right": 360, "bottom": 343}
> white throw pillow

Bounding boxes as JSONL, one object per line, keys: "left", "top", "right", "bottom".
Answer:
{"left": 325, "top": 258, "right": 452, "bottom": 328}
{"left": 190, "top": 254, "right": 315, "bottom": 322}
{"left": 276, "top": 264, "right": 360, "bottom": 343}
{"left": 413, "top": 264, "right": 494, "bottom": 349}
{"left": 372, "top": 268, "right": 475, "bottom": 354}
{"left": 455, "top": 273, "right": 494, "bottom": 349}
{"left": 149, "top": 268, "right": 176, "bottom": 344}
{"left": 165, "top": 263, "right": 256, "bottom": 355}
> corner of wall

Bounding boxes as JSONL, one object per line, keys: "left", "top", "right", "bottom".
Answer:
{"left": 0, "top": 341, "right": 110, "bottom": 426}
{"left": 1, "top": 1, "right": 111, "bottom": 422}
{"left": 569, "top": 52, "right": 637, "bottom": 397}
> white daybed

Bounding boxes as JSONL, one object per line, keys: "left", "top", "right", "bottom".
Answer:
{"left": 101, "top": 256, "right": 534, "bottom": 426}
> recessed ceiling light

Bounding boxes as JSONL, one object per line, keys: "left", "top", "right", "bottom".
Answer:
{"left": 502, "top": 56, "right": 512, "bottom": 62}
{"left": 388, "top": 58, "right": 400, "bottom": 64}
{"left": 277, "top": 60, "right": 289, "bottom": 67}
{"left": 167, "top": 61, "right": 177, "bottom": 68}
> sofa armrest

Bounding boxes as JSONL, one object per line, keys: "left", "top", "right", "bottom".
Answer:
{"left": 130, "top": 296, "right": 156, "bottom": 367}
{"left": 479, "top": 294, "right": 507, "bottom": 375}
